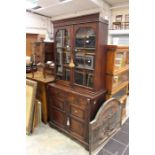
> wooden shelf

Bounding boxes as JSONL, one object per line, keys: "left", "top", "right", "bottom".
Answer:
{"left": 108, "top": 81, "right": 129, "bottom": 95}
{"left": 106, "top": 65, "right": 129, "bottom": 75}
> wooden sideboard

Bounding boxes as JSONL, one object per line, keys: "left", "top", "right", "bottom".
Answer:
{"left": 26, "top": 71, "right": 55, "bottom": 123}
{"left": 47, "top": 83, "right": 106, "bottom": 149}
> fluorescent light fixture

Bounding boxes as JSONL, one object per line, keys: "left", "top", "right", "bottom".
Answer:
{"left": 59, "top": 0, "right": 73, "bottom": 4}
{"left": 26, "top": 0, "right": 39, "bottom": 9}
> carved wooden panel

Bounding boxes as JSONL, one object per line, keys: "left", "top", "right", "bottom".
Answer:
{"left": 89, "top": 98, "right": 122, "bottom": 154}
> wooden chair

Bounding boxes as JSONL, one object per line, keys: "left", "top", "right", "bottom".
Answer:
{"left": 112, "top": 15, "right": 123, "bottom": 29}
{"left": 124, "top": 14, "right": 129, "bottom": 29}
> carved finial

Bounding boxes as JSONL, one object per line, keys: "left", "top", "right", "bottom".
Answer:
{"left": 69, "top": 58, "right": 75, "bottom": 68}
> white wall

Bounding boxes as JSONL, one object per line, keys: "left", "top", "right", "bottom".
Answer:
{"left": 26, "top": 11, "right": 53, "bottom": 41}
{"left": 108, "top": 5, "right": 129, "bottom": 45}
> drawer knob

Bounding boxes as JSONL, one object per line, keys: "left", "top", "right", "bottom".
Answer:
{"left": 87, "top": 98, "right": 90, "bottom": 103}
{"left": 74, "top": 110, "right": 78, "bottom": 113}
{"left": 94, "top": 101, "right": 97, "bottom": 105}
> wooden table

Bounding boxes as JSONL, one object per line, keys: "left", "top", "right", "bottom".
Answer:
{"left": 26, "top": 71, "right": 55, "bottom": 123}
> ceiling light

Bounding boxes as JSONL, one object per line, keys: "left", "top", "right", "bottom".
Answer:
{"left": 26, "top": 0, "right": 39, "bottom": 9}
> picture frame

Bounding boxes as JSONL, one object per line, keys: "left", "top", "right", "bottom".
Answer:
{"left": 26, "top": 79, "right": 37, "bottom": 135}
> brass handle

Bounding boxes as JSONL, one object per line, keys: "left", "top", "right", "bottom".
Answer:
{"left": 74, "top": 110, "right": 78, "bottom": 113}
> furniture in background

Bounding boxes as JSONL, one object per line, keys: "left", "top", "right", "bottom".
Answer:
{"left": 32, "top": 41, "right": 54, "bottom": 64}
{"left": 89, "top": 98, "right": 122, "bottom": 155}
{"left": 32, "top": 41, "right": 55, "bottom": 76}
{"left": 124, "top": 14, "right": 129, "bottom": 29}
{"left": 26, "top": 79, "right": 37, "bottom": 135}
{"left": 47, "top": 13, "right": 109, "bottom": 151}
{"left": 26, "top": 33, "right": 38, "bottom": 56}
{"left": 112, "top": 15, "right": 123, "bottom": 30}
{"left": 105, "top": 45, "right": 129, "bottom": 123}
{"left": 112, "top": 14, "right": 129, "bottom": 30}
{"left": 27, "top": 71, "right": 55, "bottom": 123}
{"left": 33, "top": 100, "right": 42, "bottom": 129}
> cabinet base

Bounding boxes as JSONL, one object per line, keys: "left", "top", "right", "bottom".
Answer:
{"left": 48, "top": 121, "right": 89, "bottom": 150}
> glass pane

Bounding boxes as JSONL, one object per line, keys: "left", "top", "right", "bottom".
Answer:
{"left": 75, "top": 69, "right": 85, "bottom": 86}
{"left": 112, "top": 71, "right": 129, "bottom": 88}
{"left": 75, "top": 27, "right": 95, "bottom": 49}
{"left": 74, "top": 27, "right": 95, "bottom": 88}
{"left": 74, "top": 69, "right": 94, "bottom": 88}
{"left": 86, "top": 71, "right": 94, "bottom": 88}
{"left": 85, "top": 55, "right": 94, "bottom": 69}
{"left": 63, "top": 52, "right": 71, "bottom": 65}
{"left": 63, "top": 68, "right": 70, "bottom": 81}
{"left": 55, "top": 29, "right": 70, "bottom": 81}
{"left": 75, "top": 53, "right": 94, "bottom": 70}
{"left": 115, "top": 51, "right": 128, "bottom": 70}
{"left": 85, "top": 29, "right": 95, "bottom": 48}
{"left": 112, "top": 86, "right": 127, "bottom": 100}
{"left": 75, "top": 28, "right": 85, "bottom": 48}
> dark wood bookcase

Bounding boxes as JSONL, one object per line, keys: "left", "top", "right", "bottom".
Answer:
{"left": 47, "top": 13, "right": 108, "bottom": 149}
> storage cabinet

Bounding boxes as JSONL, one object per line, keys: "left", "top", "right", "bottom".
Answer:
{"left": 32, "top": 41, "right": 55, "bottom": 75}
{"left": 47, "top": 83, "right": 105, "bottom": 148}
{"left": 54, "top": 13, "right": 108, "bottom": 92}
{"left": 105, "top": 45, "right": 129, "bottom": 122}
{"left": 106, "top": 45, "right": 129, "bottom": 74}
{"left": 47, "top": 13, "right": 108, "bottom": 149}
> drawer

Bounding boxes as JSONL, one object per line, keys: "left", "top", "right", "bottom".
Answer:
{"left": 70, "top": 106, "right": 85, "bottom": 120}
{"left": 50, "top": 88, "right": 66, "bottom": 99}
{"left": 106, "top": 70, "right": 129, "bottom": 92}
{"left": 67, "top": 94, "right": 87, "bottom": 109}
{"left": 106, "top": 85, "right": 128, "bottom": 101}
{"left": 52, "top": 98, "right": 65, "bottom": 111}
{"left": 49, "top": 108, "right": 66, "bottom": 129}
{"left": 70, "top": 118, "right": 86, "bottom": 139}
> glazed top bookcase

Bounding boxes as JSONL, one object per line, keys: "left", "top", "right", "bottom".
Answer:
{"left": 53, "top": 13, "right": 108, "bottom": 93}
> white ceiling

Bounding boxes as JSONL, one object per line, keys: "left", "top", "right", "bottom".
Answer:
{"left": 36, "top": 0, "right": 99, "bottom": 17}
{"left": 26, "top": 0, "right": 128, "bottom": 17}
{"left": 105, "top": 0, "right": 128, "bottom": 5}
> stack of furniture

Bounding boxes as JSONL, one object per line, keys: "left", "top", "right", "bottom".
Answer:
{"left": 47, "top": 13, "right": 109, "bottom": 150}
{"left": 32, "top": 41, "right": 55, "bottom": 75}
{"left": 112, "top": 14, "right": 129, "bottom": 30}
{"left": 112, "top": 15, "right": 123, "bottom": 29}
{"left": 105, "top": 45, "right": 129, "bottom": 123}
{"left": 32, "top": 41, "right": 54, "bottom": 64}
{"left": 26, "top": 41, "right": 55, "bottom": 124}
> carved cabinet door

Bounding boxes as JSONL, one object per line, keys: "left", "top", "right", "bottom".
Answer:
{"left": 66, "top": 93, "right": 89, "bottom": 141}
